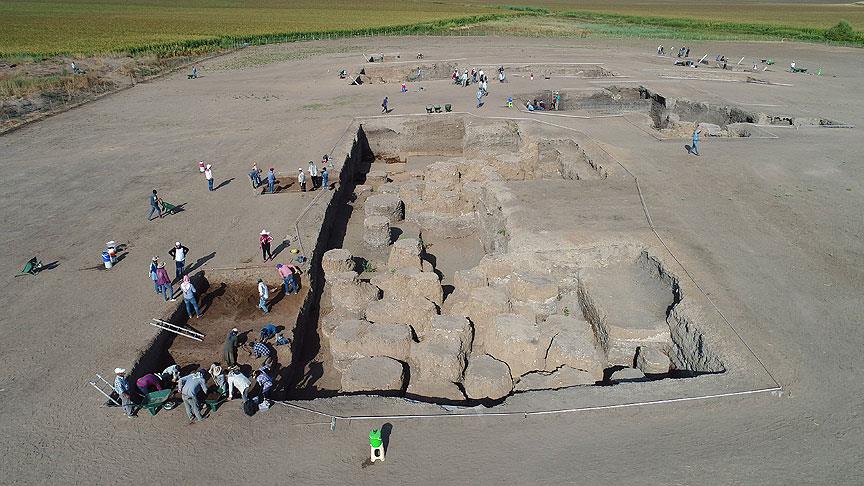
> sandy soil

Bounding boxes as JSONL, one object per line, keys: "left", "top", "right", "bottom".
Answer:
{"left": 1, "top": 36, "right": 863, "bottom": 483}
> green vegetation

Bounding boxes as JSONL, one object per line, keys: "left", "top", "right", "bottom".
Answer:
{"left": 0, "top": 0, "right": 861, "bottom": 57}
{"left": 561, "top": 12, "right": 864, "bottom": 45}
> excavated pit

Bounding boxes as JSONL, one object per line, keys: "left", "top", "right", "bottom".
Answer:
{"left": 128, "top": 269, "right": 305, "bottom": 400}
{"left": 283, "top": 115, "right": 725, "bottom": 405}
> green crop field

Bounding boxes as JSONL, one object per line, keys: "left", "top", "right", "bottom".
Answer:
{"left": 1, "top": 0, "right": 862, "bottom": 57}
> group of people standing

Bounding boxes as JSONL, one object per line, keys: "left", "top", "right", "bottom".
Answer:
{"left": 248, "top": 157, "right": 330, "bottom": 193}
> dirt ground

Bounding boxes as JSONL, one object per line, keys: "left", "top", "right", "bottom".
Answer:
{"left": 1, "top": 36, "right": 863, "bottom": 483}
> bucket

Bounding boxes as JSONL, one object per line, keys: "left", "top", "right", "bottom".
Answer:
{"left": 102, "top": 251, "right": 112, "bottom": 269}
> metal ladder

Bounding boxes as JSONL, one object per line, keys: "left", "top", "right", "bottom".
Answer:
{"left": 148, "top": 318, "right": 204, "bottom": 342}
{"left": 88, "top": 374, "right": 121, "bottom": 407}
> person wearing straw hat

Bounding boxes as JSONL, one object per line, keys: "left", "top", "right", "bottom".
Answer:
{"left": 149, "top": 256, "right": 160, "bottom": 295}
{"left": 113, "top": 368, "right": 136, "bottom": 418}
{"left": 260, "top": 230, "right": 273, "bottom": 261}
{"left": 209, "top": 363, "right": 227, "bottom": 396}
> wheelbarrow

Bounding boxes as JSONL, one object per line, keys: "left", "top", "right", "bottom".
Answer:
{"left": 139, "top": 389, "right": 177, "bottom": 416}
{"left": 16, "top": 257, "right": 42, "bottom": 277}
{"left": 161, "top": 201, "right": 180, "bottom": 215}
{"left": 204, "top": 393, "right": 227, "bottom": 413}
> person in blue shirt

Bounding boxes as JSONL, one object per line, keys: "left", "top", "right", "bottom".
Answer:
{"left": 321, "top": 167, "right": 329, "bottom": 190}
{"left": 267, "top": 168, "right": 276, "bottom": 194}
{"left": 690, "top": 125, "right": 701, "bottom": 156}
{"left": 177, "top": 370, "right": 208, "bottom": 423}
{"left": 147, "top": 190, "right": 162, "bottom": 220}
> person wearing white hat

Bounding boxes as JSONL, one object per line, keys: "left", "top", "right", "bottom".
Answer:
{"left": 209, "top": 363, "right": 227, "bottom": 396}
{"left": 113, "top": 368, "right": 136, "bottom": 418}
{"left": 260, "top": 230, "right": 273, "bottom": 261}
{"left": 204, "top": 164, "right": 214, "bottom": 191}
{"left": 224, "top": 328, "right": 240, "bottom": 366}
{"left": 297, "top": 168, "right": 306, "bottom": 192}
{"left": 168, "top": 241, "right": 189, "bottom": 281}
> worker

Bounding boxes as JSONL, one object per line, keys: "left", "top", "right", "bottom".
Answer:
{"left": 257, "top": 278, "right": 269, "bottom": 314}
{"left": 135, "top": 373, "right": 163, "bottom": 395}
{"left": 690, "top": 124, "right": 701, "bottom": 156}
{"left": 249, "top": 162, "right": 262, "bottom": 188}
{"left": 250, "top": 339, "right": 273, "bottom": 366}
{"left": 204, "top": 164, "right": 214, "bottom": 191}
{"left": 321, "top": 167, "right": 329, "bottom": 190}
{"left": 178, "top": 370, "right": 208, "bottom": 423}
{"left": 308, "top": 161, "right": 319, "bottom": 190}
{"left": 209, "top": 363, "right": 227, "bottom": 396}
{"left": 223, "top": 328, "right": 239, "bottom": 367}
{"left": 227, "top": 366, "right": 251, "bottom": 401}
{"left": 260, "top": 230, "right": 273, "bottom": 261}
{"left": 148, "top": 189, "right": 162, "bottom": 221}
{"left": 253, "top": 366, "right": 274, "bottom": 400}
{"left": 276, "top": 263, "right": 299, "bottom": 294}
{"left": 267, "top": 168, "right": 276, "bottom": 194}
{"left": 161, "top": 364, "right": 181, "bottom": 384}
{"left": 155, "top": 261, "right": 174, "bottom": 301}
{"left": 149, "top": 256, "right": 160, "bottom": 295}
{"left": 113, "top": 368, "right": 136, "bottom": 418}
{"left": 180, "top": 275, "right": 202, "bottom": 319}
{"left": 168, "top": 241, "right": 189, "bottom": 281}
{"left": 298, "top": 168, "right": 306, "bottom": 192}
{"left": 260, "top": 323, "right": 278, "bottom": 342}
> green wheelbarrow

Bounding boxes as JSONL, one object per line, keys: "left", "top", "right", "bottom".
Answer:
{"left": 161, "top": 201, "right": 181, "bottom": 215}
{"left": 139, "top": 389, "right": 178, "bottom": 416}
{"left": 16, "top": 257, "right": 42, "bottom": 277}
{"left": 204, "top": 394, "right": 227, "bottom": 413}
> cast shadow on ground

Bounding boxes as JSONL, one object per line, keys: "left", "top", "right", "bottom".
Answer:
{"left": 186, "top": 251, "right": 216, "bottom": 275}
{"left": 381, "top": 423, "right": 393, "bottom": 454}
{"left": 271, "top": 239, "right": 290, "bottom": 260}
{"left": 214, "top": 178, "right": 234, "bottom": 190}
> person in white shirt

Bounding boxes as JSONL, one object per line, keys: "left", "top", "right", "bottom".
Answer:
{"left": 257, "top": 278, "right": 269, "bottom": 314}
{"left": 168, "top": 242, "right": 189, "bottom": 281}
{"left": 204, "top": 164, "right": 214, "bottom": 191}
{"left": 308, "top": 161, "right": 319, "bottom": 190}
{"left": 226, "top": 366, "right": 251, "bottom": 401}
{"left": 298, "top": 168, "right": 306, "bottom": 192}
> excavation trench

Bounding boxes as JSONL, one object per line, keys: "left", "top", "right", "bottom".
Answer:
{"left": 130, "top": 116, "right": 726, "bottom": 406}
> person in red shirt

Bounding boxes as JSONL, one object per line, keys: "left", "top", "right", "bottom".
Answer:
{"left": 260, "top": 230, "right": 273, "bottom": 261}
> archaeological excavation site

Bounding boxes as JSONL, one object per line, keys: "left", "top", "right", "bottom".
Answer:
{"left": 275, "top": 113, "right": 755, "bottom": 407}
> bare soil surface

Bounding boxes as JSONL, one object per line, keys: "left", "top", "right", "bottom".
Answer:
{"left": 1, "top": 36, "right": 863, "bottom": 483}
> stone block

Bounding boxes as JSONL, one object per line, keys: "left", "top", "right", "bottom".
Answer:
{"left": 340, "top": 356, "right": 405, "bottom": 393}
{"left": 453, "top": 268, "right": 487, "bottom": 292}
{"left": 322, "top": 248, "right": 355, "bottom": 275}
{"left": 544, "top": 315, "right": 605, "bottom": 381}
{"left": 635, "top": 346, "right": 671, "bottom": 375}
{"left": 365, "top": 295, "right": 439, "bottom": 336}
{"left": 406, "top": 378, "right": 465, "bottom": 401}
{"left": 698, "top": 122, "right": 723, "bottom": 137}
{"left": 353, "top": 184, "right": 373, "bottom": 203}
{"left": 485, "top": 313, "right": 550, "bottom": 377}
{"left": 365, "top": 169, "right": 389, "bottom": 186}
{"left": 514, "top": 366, "right": 596, "bottom": 391}
{"left": 387, "top": 237, "right": 423, "bottom": 271}
{"left": 609, "top": 367, "right": 646, "bottom": 383}
{"left": 408, "top": 335, "right": 467, "bottom": 383}
{"left": 329, "top": 278, "right": 380, "bottom": 315}
{"left": 371, "top": 267, "right": 443, "bottom": 305}
{"left": 365, "top": 194, "right": 404, "bottom": 223}
{"left": 428, "top": 315, "right": 473, "bottom": 353}
{"left": 507, "top": 273, "right": 559, "bottom": 303}
{"left": 443, "top": 286, "right": 509, "bottom": 351}
{"left": 329, "top": 319, "right": 413, "bottom": 362}
{"left": 363, "top": 216, "right": 391, "bottom": 248}
{"left": 462, "top": 355, "right": 513, "bottom": 400}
